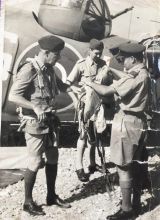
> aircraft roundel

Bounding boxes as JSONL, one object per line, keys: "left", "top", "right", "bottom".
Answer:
{"left": 13, "top": 42, "right": 83, "bottom": 112}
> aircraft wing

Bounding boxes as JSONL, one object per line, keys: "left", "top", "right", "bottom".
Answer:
{"left": 107, "top": 0, "right": 160, "bottom": 40}
{"left": 107, "top": 0, "right": 160, "bottom": 9}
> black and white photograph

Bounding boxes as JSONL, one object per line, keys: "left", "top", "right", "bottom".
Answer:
{"left": 0, "top": 0, "right": 160, "bottom": 219}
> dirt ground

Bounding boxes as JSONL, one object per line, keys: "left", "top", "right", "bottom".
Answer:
{"left": 0, "top": 147, "right": 160, "bottom": 220}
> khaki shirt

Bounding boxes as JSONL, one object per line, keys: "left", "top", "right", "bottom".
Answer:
{"left": 67, "top": 56, "right": 112, "bottom": 86}
{"left": 112, "top": 63, "right": 150, "bottom": 112}
{"left": 110, "top": 63, "right": 150, "bottom": 165}
{"left": 67, "top": 56, "right": 115, "bottom": 122}
{"left": 10, "top": 57, "right": 67, "bottom": 134}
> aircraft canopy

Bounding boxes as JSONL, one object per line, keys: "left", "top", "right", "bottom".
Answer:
{"left": 41, "top": 0, "right": 83, "bottom": 9}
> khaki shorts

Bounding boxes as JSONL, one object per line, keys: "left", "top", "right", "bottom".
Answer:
{"left": 110, "top": 111, "right": 147, "bottom": 166}
{"left": 25, "top": 133, "right": 59, "bottom": 171}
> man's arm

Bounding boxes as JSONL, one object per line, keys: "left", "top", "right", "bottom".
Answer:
{"left": 9, "top": 63, "right": 35, "bottom": 109}
{"left": 9, "top": 93, "right": 47, "bottom": 122}
{"left": 63, "top": 80, "right": 79, "bottom": 108}
{"left": 9, "top": 93, "right": 46, "bottom": 121}
{"left": 110, "top": 67, "right": 126, "bottom": 80}
{"left": 9, "top": 94, "right": 34, "bottom": 110}
{"left": 85, "top": 81, "right": 115, "bottom": 96}
{"left": 65, "top": 62, "right": 85, "bottom": 107}
{"left": 8, "top": 64, "right": 46, "bottom": 122}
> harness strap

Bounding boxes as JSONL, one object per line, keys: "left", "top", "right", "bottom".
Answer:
{"left": 94, "top": 123, "right": 114, "bottom": 196}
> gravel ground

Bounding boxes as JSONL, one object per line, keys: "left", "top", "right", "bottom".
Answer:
{"left": 0, "top": 147, "right": 160, "bottom": 220}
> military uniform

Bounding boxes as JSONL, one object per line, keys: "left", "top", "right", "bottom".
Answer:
{"left": 86, "top": 42, "right": 151, "bottom": 220}
{"left": 67, "top": 56, "right": 112, "bottom": 86}
{"left": 67, "top": 38, "right": 113, "bottom": 90}
{"left": 66, "top": 39, "right": 115, "bottom": 182}
{"left": 67, "top": 55, "right": 114, "bottom": 141}
{"left": 10, "top": 56, "right": 67, "bottom": 169}
{"left": 110, "top": 43, "right": 151, "bottom": 220}
{"left": 101, "top": 42, "right": 150, "bottom": 220}
{"left": 110, "top": 63, "right": 149, "bottom": 165}
{"left": 9, "top": 35, "right": 71, "bottom": 216}
{"left": 109, "top": 45, "right": 124, "bottom": 71}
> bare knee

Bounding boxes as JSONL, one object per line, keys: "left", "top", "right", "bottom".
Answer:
{"left": 77, "top": 138, "right": 86, "bottom": 148}
{"left": 28, "top": 155, "right": 42, "bottom": 172}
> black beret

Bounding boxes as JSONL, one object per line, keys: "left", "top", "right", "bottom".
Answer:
{"left": 38, "top": 35, "right": 65, "bottom": 52}
{"left": 119, "top": 42, "right": 145, "bottom": 56}
{"left": 90, "top": 38, "right": 104, "bottom": 50}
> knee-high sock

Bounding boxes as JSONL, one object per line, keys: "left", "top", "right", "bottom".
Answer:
{"left": 45, "top": 163, "right": 57, "bottom": 197}
{"left": 24, "top": 169, "right": 37, "bottom": 204}
{"left": 132, "top": 182, "right": 141, "bottom": 206}
{"left": 117, "top": 165, "right": 133, "bottom": 212}
{"left": 120, "top": 180, "right": 133, "bottom": 212}
{"left": 132, "top": 162, "right": 142, "bottom": 206}
{"left": 88, "top": 142, "right": 96, "bottom": 166}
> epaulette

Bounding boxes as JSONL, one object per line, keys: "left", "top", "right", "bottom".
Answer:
{"left": 13, "top": 61, "right": 36, "bottom": 82}
{"left": 17, "top": 61, "right": 32, "bottom": 73}
{"left": 77, "top": 58, "right": 86, "bottom": 64}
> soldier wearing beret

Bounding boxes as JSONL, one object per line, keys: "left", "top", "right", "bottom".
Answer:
{"left": 9, "top": 35, "right": 71, "bottom": 216}
{"left": 66, "top": 38, "right": 114, "bottom": 182}
{"left": 109, "top": 45, "right": 124, "bottom": 71}
{"left": 85, "top": 42, "right": 150, "bottom": 219}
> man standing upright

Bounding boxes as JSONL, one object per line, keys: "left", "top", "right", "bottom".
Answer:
{"left": 85, "top": 42, "right": 150, "bottom": 219}
{"left": 66, "top": 39, "right": 114, "bottom": 182}
{"left": 9, "top": 35, "right": 71, "bottom": 216}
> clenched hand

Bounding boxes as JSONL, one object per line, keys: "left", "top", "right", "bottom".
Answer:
{"left": 33, "top": 105, "right": 47, "bottom": 122}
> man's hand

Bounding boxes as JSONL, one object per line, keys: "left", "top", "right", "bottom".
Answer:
{"left": 33, "top": 105, "right": 46, "bottom": 122}
{"left": 96, "top": 66, "right": 110, "bottom": 83}
{"left": 70, "top": 85, "right": 81, "bottom": 94}
{"left": 84, "top": 78, "right": 93, "bottom": 87}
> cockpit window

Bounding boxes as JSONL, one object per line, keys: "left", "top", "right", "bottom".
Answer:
{"left": 81, "top": 0, "right": 111, "bottom": 39}
{"left": 41, "top": 0, "right": 83, "bottom": 8}
{"left": 84, "top": 0, "right": 110, "bottom": 23}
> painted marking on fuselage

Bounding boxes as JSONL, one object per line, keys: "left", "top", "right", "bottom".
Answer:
{"left": 2, "top": 32, "right": 19, "bottom": 81}
{"left": 55, "top": 63, "right": 67, "bottom": 83}
{"left": 2, "top": 53, "right": 12, "bottom": 81}
{"left": 5, "top": 31, "right": 18, "bottom": 44}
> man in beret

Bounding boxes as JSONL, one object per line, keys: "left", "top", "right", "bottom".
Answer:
{"left": 9, "top": 35, "right": 71, "bottom": 216}
{"left": 66, "top": 38, "right": 114, "bottom": 182}
{"left": 108, "top": 45, "right": 124, "bottom": 71}
{"left": 85, "top": 42, "right": 150, "bottom": 219}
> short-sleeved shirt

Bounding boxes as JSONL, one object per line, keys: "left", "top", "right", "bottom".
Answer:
{"left": 67, "top": 56, "right": 115, "bottom": 119}
{"left": 10, "top": 57, "right": 67, "bottom": 115}
{"left": 110, "top": 63, "right": 150, "bottom": 166}
{"left": 112, "top": 63, "right": 150, "bottom": 113}
{"left": 67, "top": 56, "right": 114, "bottom": 104}
{"left": 10, "top": 57, "right": 67, "bottom": 134}
{"left": 67, "top": 56, "right": 113, "bottom": 88}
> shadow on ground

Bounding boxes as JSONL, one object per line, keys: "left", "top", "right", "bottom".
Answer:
{"left": 64, "top": 171, "right": 119, "bottom": 203}
{"left": 64, "top": 158, "right": 160, "bottom": 217}
{"left": 141, "top": 162, "right": 160, "bottom": 214}
{"left": 0, "top": 169, "right": 26, "bottom": 188}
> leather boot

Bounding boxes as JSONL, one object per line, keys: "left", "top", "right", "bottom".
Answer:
{"left": 45, "top": 163, "right": 71, "bottom": 208}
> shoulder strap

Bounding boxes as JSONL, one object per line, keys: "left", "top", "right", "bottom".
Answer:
{"left": 13, "top": 61, "right": 37, "bottom": 83}
{"left": 17, "top": 61, "right": 30, "bottom": 72}
{"left": 77, "top": 58, "right": 85, "bottom": 64}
